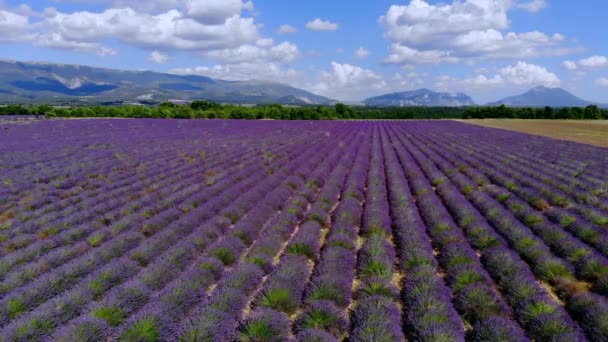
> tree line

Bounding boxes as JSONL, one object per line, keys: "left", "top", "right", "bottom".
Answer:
{"left": 0, "top": 102, "right": 606, "bottom": 120}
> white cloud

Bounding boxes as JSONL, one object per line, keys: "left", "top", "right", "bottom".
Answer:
{"left": 391, "top": 72, "right": 423, "bottom": 89}
{"left": 205, "top": 41, "right": 299, "bottom": 64}
{"left": 379, "top": 0, "right": 569, "bottom": 65}
{"left": 310, "top": 62, "right": 387, "bottom": 101}
{"left": 562, "top": 55, "right": 608, "bottom": 71}
{"left": 37, "top": 8, "right": 260, "bottom": 53}
{"left": 355, "top": 47, "right": 370, "bottom": 59}
{"left": 185, "top": 0, "right": 253, "bottom": 24}
{"left": 497, "top": 61, "right": 560, "bottom": 86}
{"left": 23, "top": 1, "right": 302, "bottom": 84}
{"left": 168, "top": 37, "right": 299, "bottom": 82}
{"left": 170, "top": 63, "right": 299, "bottom": 83}
{"left": 278, "top": 24, "right": 297, "bottom": 34}
{"left": 51, "top": 0, "right": 183, "bottom": 13}
{"left": 595, "top": 78, "right": 608, "bottom": 87}
{"left": 384, "top": 44, "right": 459, "bottom": 64}
{"left": 563, "top": 60, "right": 577, "bottom": 70}
{"left": 579, "top": 55, "right": 608, "bottom": 68}
{"left": 148, "top": 50, "right": 169, "bottom": 63}
{"left": 0, "top": 9, "right": 34, "bottom": 41}
{"left": 168, "top": 39, "right": 299, "bottom": 82}
{"left": 306, "top": 18, "right": 338, "bottom": 31}
{"left": 516, "top": 0, "right": 548, "bottom": 13}
{"left": 457, "top": 61, "right": 560, "bottom": 88}
{"left": 34, "top": 33, "right": 117, "bottom": 56}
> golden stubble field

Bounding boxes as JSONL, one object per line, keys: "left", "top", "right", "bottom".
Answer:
{"left": 461, "top": 119, "right": 608, "bottom": 148}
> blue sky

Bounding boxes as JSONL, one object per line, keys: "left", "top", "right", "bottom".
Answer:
{"left": 1, "top": 0, "right": 607, "bottom": 103}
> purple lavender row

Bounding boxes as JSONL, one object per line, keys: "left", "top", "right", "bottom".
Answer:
{"left": 463, "top": 140, "right": 608, "bottom": 218}
{"left": 2, "top": 119, "right": 318, "bottom": 233}
{"left": 420, "top": 123, "right": 603, "bottom": 219}
{"left": 0, "top": 119, "right": 307, "bottom": 193}
{"left": 6, "top": 143, "right": 246, "bottom": 240}
{"left": 443, "top": 122, "right": 607, "bottom": 196}
{"left": 447, "top": 131, "right": 604, "bottom": 201}
{"left": 377, "top": 124, "right": 464, "bottom": 341}
{"left": 0, "top": 167, "right": 270, "bottom": 339}
{"left": 544, "top": 208, "right": 608, "bottom": 259}
{"left": 0, "top": 142, "right": 285, "bottom": 298}
{"left": 398, "top": 123, "right": 604, "bottom": 340}
{"left": 0, "top": 140, "right": 256, "bottom": 264}
{"left": 65, "top": 126, "right": 346, "bottom": 341}
{"left": 1, "top": 126, "right": 302, "bottom": 255}
{"left": 415, "top": 131, "right": 608, "bottom": 291}
{"left": 177, "top": 128, "right": 358, "bottom": 341}
{"left": 386, "top": 124, "right": 538, "bottom": 340}
{"left": 112, "top": 181, "right": 305, "bottom": 341}
{"left": 386, "top": 124, "right": 527, "bottom": 340}
{"left": 295, "top": 127, "right": 372, "bottom": 341}
{"left": 233, "top": 130, "right": 363, "bottom": 341}
{"left": 433, "top": 128, "right": 608, "bottom": 219}
{"left": 4, "top": 126, "right": 339, "bottom": 341}
{"left": 444, "top": 121, "right": 608, "bottom": 178}
{"left": 278, "top": 134, "right": 365, "bottom": 340}
{"left": 0, "top": 126, "right": 330, "bottom": 336}
{"left": 348, "top": 126, "right": 404, "bottom": 342}
{"left": 406, "top": 141, "right": 582, "bottom": 340}
{"left": 0, "top": 125, "right": 315, "bottom": 281}
{"left": 485, "top": 185, "right": 608, "bottom": 284}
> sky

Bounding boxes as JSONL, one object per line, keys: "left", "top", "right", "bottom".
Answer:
{"left": 1, "top": 0, "right": 607, "bottom": 103}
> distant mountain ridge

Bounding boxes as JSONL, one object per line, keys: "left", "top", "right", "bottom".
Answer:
{"left": 0, "top": 59, "right": 605, "bottom": 108}
{"left": 0, "top": 60, "right": 334, "bottom": 105}
{"left": 363, "top": 89, "right": 476, "bottom": 107}
{"left": 488, "top": 86, "right": 605, "bottom": 108}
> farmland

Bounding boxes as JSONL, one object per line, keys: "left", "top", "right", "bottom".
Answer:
{"left": 0, "top": 119, "right": 607, "bottom": 341}
{"left": 464, "top": 119, "right": 608, "bottom": 148}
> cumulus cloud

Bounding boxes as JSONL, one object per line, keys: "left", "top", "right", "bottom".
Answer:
{"left": 516, "top": 0, "right": 548, "bottom": 13}
{"left": 562, "top": 55, "right": 608, "bottom": 71}
{"left": 391, "top": 72, "right": 423, "bottom": 89}
{"left": 355, "top": 47, "right": 370, "bottom": 59}
{"left": 9, "top": 0, "right": 302, "bottom": 84}
{"left": 563, "top": 60, "right": 577, "bottom": 70}
{"left": 170, "top": 63, "right": 299, "bottom": 83}
{"left": 185, "top": 0, "right": 253, "bottom": 24}
{"left": 53, "top": 0, "right": 254, "bottom": 16}
{"left": 38, "top": 8, "right": 259, "bottom": 52}
{"left": 205, "top": 41, "right": 299, "bottom": 64}
{"left": 0, "top": 9, "right": 35, "bottom": 41}
{"left": 168, "top": 40, "right": 300, "bottom": 82}
{"left": 278, "top": 24, "right": 297, "bottom": 34}
{"left": 34, "top": 32, "right": 117, "bottom": 56}
{"left": 497, "top": 61, "right": 560, "bottom": 86}
{"left": 148, "top": 50, "right": 169, "bottom": 63}
{"left": 306, "top": 18, "right": 338, "bottom": 31}
{"left": 310, "top": 62, "right": 387, "bottom": 101}
{"left": 384, "top": 44, "right": 459, "bottom": 64}
{"left": 458, "top": 61, "right": 560, "bottom": 88}
{"left": 579, "top": 55, "right": 608, "bottom": 68}
{"left": 595, "top": 78, "right": 608, "bottom": 87}
{"left": 379, "top": 0, "right": 568, "bottom": 65}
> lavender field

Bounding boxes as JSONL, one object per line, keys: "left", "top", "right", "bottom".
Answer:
{"left": 0, "top": 119, "right": 607, "bottom": 342}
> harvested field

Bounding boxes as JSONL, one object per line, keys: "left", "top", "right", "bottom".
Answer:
{"left": 462, "top": 119, "right": 608, "bottom": 147}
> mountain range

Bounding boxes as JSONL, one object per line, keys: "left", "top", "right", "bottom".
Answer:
{"left": 487, "top": 86, "right": 602, "bottom": 107}
{"left": 0, "top": 60, "right": 334, "bottom": 106}
{"left": 363, "top": 89, "right": 475, "bottom": 107}
{"left": 0, "top": 59, "right": 604, "bottom": 108}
